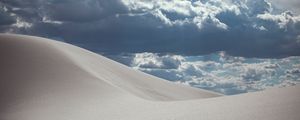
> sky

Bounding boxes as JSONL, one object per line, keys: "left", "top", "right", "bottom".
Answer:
{"left": 109, "top": 52, "right": 300, "bottom": 95}
{"left": 1, "top": 0, "right": 300, "bottom": 94}
{"left": 0, "top": 0, "right": 300, "bottom": 58}
{"left": 269, "top": 0, "right": 300, "bottom": 14}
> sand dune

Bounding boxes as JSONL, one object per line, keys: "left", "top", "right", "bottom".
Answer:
{"left": 0, "top": 34, "right": 299, "bottom": 120}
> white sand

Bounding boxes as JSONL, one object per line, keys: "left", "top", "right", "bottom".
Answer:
{"left": 0, "top": 34, "right": 299, "bottom": 120}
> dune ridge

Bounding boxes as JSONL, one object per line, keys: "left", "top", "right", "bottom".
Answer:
{"left": 0, "top": 34, "right": 299, "bottom": 120}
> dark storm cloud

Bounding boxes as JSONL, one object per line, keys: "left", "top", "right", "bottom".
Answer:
{"left": 0, "top": 0, "right": 300, "bottom": 58}
{"left": 44, "top": 0, "right": 127, "bottom": 22}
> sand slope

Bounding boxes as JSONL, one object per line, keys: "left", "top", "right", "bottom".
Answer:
{"left": 0, "top": 34, "right": 299, "bottom": 120}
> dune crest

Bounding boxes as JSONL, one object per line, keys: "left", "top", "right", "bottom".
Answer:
{"left": 0, "top": 34, "right": 221, "bottom": 101}
{"left": 0, "top": 34, "right": 299, "bottom": 120}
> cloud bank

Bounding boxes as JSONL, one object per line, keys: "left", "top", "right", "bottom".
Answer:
{"left": 0, "top": 0, "right": 300, "bottom": 57}
{"left": 110, "top": 52, "right": 300, "bottom": 95}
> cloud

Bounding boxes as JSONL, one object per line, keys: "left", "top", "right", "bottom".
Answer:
{"left": 131, "top": 52, "right": 183, "bottom": 69}
{"left": 112, "top": 52, "right": 300, "bottom": 95}
{"left": 268, "top": 0, "right": 300, "bottom": 14}
{"left": 257, "top": 11, "right": 300, "bottom": 29}
{"left": 122, "top": 0, "right": 239, "bottom": 29}
{"left": 0, "top": 5, "right": 16, "bottom": 26}
{"left": 0, "top": 0, "right": 300, "bottom": 58}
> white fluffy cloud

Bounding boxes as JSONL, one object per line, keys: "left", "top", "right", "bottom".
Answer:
{"left": 121, "top": 0, "right": 240, "bottom": 30}
{"left": 113, "top": 52, "right": 300, "bottom": 95}
{"left": 257, "top": 11, "right": 300, "bottom": 29}
{"left": 131, "top": 52, "right": 184, "bottom": 69}
{"left": 119, "top": 0, "right": 300, "bottom": 31}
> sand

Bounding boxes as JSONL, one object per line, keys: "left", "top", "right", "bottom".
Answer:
{"left": 0, "top": 34, "right": 299, "bottom": 120}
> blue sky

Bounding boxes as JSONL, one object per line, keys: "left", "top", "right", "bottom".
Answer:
{"left": 1, "top": 0, "right": 300, "bottom": 94}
